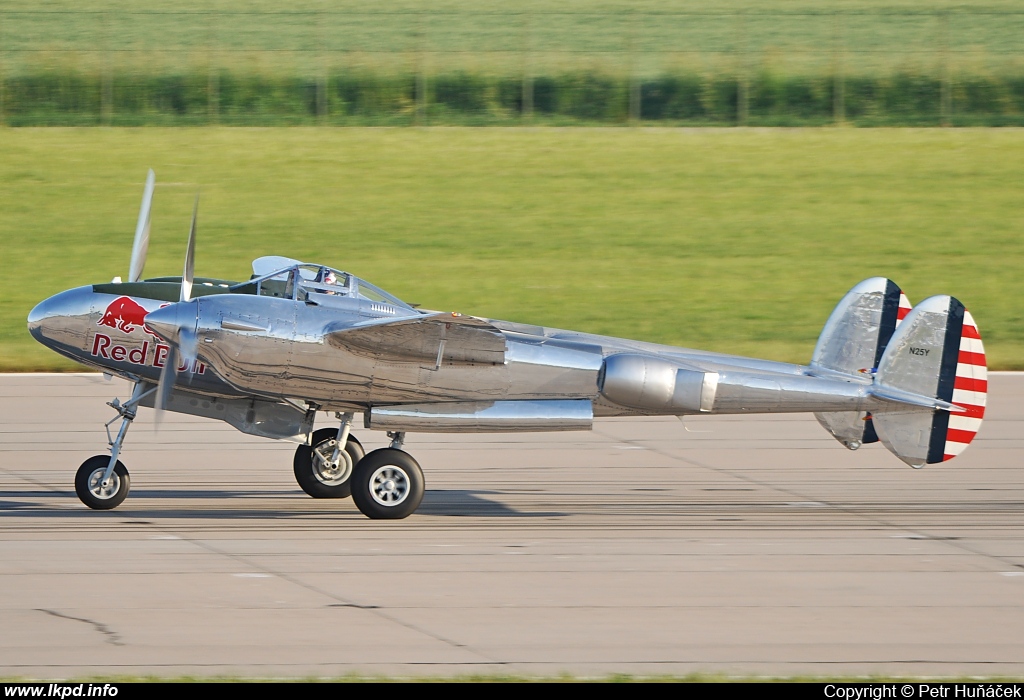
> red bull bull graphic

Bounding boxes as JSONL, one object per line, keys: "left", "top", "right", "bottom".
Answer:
{"left": 93, "top": 297, "right": 205, "bottom": 374}
{"left": 97, "top": 296, "right": 158, "bottom": 335}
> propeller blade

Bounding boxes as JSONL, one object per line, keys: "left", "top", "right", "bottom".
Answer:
{"left": 128, "top": 169, "right": 156, "bottom": 284}
{"left": 181, "top": 194, "right": 198, "bottom": 303}
{"left": 154, "top": 344, "right": 177, "bottom": 427}
{"left": 146, "top": 300, "right": 201, "bottom": 426}
{"left": 179, "top": 326, "right": 199, "bottom": 385}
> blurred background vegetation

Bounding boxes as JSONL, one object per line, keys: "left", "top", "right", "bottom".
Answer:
{"left": 2, "top": 3, "right": 1021, "bottom": 370}
{"left": 3, "top": 1, "right": 1024, "bottom": 126}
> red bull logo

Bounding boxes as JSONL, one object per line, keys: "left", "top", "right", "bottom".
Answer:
{"left": 92, "top": 296, "right": 205, "bottom": 374}
{"left": 97, "top": 296, "right": 159, "bottom": 336}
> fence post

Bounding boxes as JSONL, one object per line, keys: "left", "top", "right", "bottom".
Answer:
{"left": 0, "top": 11, "right": 5, "bottom": 127}
{"left": 628, "top": 12, "right": 640, "bottom": 123}
{"left": 317, "top": 8, "right": 328, "bottom": 124}
{"left": 208, "top": 12, "right": 219, "bottom": 124}
{"left": 414, "top": 13, "right": 427, "bottom": 125}
{"left": 737, "top": 12, "right": 748, "bottom": 126}
{"left": 101, "top": 12, "right": 113, "bottom": 126}
{"left": 940, "top": 11, "right": 951, "bottom": 126}
{"left": 522, "top": 11, "right": 533, "bottom": 121}
{"left": 833, "top": 10, "right": 845, "bottom": 124}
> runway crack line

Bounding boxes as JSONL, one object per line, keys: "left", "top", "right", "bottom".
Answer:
{"left": 142, "top": 523, "right": 507, "bottom": 667}
{"left": 36, "top": 609, "right": 123, "bottom": 646}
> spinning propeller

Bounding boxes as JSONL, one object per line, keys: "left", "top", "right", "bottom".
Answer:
{"left": 141, "top": 191, "right": 202, "bottom": 424}
{"left": 128, "top": 170, "right": 155, "bottom": 284}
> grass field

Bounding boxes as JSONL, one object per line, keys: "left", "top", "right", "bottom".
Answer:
{"left": 1, "top": 127, "right": 1022, "bottom": 371}
{"left": 6, "top": 0, "right": 1024, "bottom": 51}
{"left": 4, "top": 1, "right": 1022, "bottom": 75}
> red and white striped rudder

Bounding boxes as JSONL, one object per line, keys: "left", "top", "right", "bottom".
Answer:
{"left": 871, "top": 296, "right": 986, "bottom": 467}
{"left": 943, "top": 309, "right": 986, "bottom": 460}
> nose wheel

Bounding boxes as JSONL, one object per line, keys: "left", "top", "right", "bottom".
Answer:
{"left": 73, "top": 381, "right": 151, "bottom": 511}
{"left": 350, "top": 448, "right": 425, "bottom": 520}
{"left": 75, "top": 456, "right": 131, "bottom": 510}
{"left": 293, "top": 427, "right": 364, "bottom": 498}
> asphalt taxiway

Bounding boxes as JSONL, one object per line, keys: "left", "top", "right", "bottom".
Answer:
{"left": 1, "top": 373, "right": 1023, "bottom": 679}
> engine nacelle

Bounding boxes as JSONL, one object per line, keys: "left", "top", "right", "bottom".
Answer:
{"left": 599, "top": 354, "right": 718, "bottom": 413}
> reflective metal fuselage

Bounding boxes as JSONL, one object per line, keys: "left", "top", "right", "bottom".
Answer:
{"left": 28, "top": 279, "right": 881, "bottom": 427}
{"left": 28, "top": 283, "right": 603, "bottom": 410}
{"left": 191, "top": 293, "right": 604, "bottom": 408}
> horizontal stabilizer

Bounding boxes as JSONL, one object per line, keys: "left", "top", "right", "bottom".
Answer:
{"left": 326, "top": 312, "right": 506, "bottom": 366}
{"left": 812, "top": 277, "right": 910, "bottom": 449}
{"left": 872, "top": 295, "right": 987, "bottom": 467}
{"left": 869, "top": 385, "right": 962, "bottom": 412}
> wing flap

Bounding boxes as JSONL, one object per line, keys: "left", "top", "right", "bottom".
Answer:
{"left": 326, "top": 313, "right": 506, "bottom": 366}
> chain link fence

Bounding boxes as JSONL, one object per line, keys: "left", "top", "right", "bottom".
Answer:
{"left": 2, "top": 10, "right": 1023, "bottom": 125}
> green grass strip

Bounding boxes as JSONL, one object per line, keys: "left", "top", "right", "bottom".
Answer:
{"left": 3, "top": 127, "right": 1021, "bottom": 370}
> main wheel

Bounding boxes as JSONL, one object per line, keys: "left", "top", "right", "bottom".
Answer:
{"left": 293, "top": 428, "right": 364, "bottom": 499}
{"left": 350, "top": 448, "right": 425, "bottom": 520}
{"left": 75, "top": 455, "right": 130, "bottom": 510}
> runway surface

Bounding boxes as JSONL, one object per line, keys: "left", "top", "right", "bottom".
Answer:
{"left": 1, "top": 373, "right": 1023, "bottom": 679}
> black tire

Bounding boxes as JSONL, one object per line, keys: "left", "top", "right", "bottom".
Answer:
{"left": 350, "top": 448, "right": 425, "bottom": 520}
{"left": 75, "top": 455, "right": 130, "bottom": 510}
{"left": 293, "top": 428, "right": 364, "bottom": 499}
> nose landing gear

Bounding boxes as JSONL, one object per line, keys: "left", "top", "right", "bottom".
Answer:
{"left": 74, "top": 381, "right": 153, "bottom": 510}
{"left": 75, "top": 456, "right": 130, "bottom": 510}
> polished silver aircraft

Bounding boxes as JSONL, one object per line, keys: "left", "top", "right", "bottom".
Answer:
{"left": 28, "top": 172, "right": 988, "bottom": 519}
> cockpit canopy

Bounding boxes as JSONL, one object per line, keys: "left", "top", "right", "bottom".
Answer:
{"left": 242, "top": 256, "right": 413, "bottom": 310}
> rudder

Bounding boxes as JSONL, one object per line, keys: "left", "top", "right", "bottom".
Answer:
{"left": 871, "top": 296, "right": 987, "bottom": 467}
{"left": 811, "top": 277, "right": 911, "bottom": 449}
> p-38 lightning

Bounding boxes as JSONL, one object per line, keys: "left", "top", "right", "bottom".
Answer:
{"left": 28, "top": 171, "right": 988, "bottom": 519}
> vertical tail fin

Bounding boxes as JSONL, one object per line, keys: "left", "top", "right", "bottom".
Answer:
{"left": 871, "top": 296, "right": 987, "bottom": 467}
{"left": 811, "top": 278, "right": 910, "bottom": 449}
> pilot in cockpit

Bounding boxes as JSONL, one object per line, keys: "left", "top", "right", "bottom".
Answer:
{"left": 315, "top": 267, "right": 339, "bottom": 294}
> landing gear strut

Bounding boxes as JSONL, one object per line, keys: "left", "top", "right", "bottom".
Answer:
{"left": 74, "top": 381, "right": 153, "bottom": 510}
{"left": 293, "top": 412, "right": 364, "bottom": 498}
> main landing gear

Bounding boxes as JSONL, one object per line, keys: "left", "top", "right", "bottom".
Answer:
{"left": 293, "top": 413, "right": 365, "bottom": 498}
{"left": 74, "top": 381, "right": 154, "bottom": 510}
{"left": 292, "top": 422, "right": 425, "bottom": 520}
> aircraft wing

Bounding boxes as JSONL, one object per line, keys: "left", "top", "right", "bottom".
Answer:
{"left": 325, "top": 313, "right": 506, "bottom": 366}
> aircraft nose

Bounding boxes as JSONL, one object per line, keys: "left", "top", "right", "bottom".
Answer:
{"left": 144, "top": 300, "right": 198, "bottom": 345}
{"left": 27, "top": 287, "right": 94, "bottom": 345}
{"left": 27, "top": 298, "right": 53, "bottom": 331}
